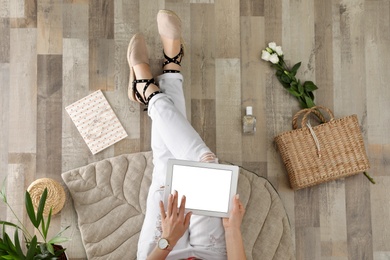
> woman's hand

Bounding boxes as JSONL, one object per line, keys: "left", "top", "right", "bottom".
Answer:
{"left": 223, "top": 194, "right": 245, "bottom": 230}
{"left": 159, "top": 191, "right": 192, "bottom": 247}
{"left": 223, "top": 194, "right": 247, "bottom": 260}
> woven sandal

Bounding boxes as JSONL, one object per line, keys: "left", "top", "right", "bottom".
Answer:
{"left": 157, "top": 9, "right": 185, "bottom": 73}
{"left": 127, "top": 33, "right": 162, "bottom": 108}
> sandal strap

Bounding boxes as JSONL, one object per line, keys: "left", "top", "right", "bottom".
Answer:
{"left": 132, "top": 78, "right": 161, "bottom": 107}
{"left": 162, "top": 45, "right": 183, "bottom": 68}
{"left": 163, "top": 69, "right": 181, "bottom": 74}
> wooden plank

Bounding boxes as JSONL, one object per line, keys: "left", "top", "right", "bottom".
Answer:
{"left": 240, "top": 0, "right": 263, "bottom": 16}
{"left": 295, "top": 227, "right": 321, "bottom": 259}
{"left": 319, "top": 181, "right": 348, "bottom": 258}
{"left": 9, "top": 28, "right": 37, "bottom": 153}
{"left": 0, "top": 18, "right": 9, "bottom": 62}
{"left": 63, "top": 2, "right": 88, "bottom": 39}
{"left": 37, "top": 0, "right": 62, "bottom": 54}
{"left": 191, "top": 99, "right": 216, "bottom": 153}
{"left": 10, "top": 0, "right": 36, "bottom": 28}
{"left": 89, "top": 39, "right": 115, "bottom": 91}
{"left": 36, "top": 55, "right": 62, "bottom": 180}
{"left": 214, "top": 0, "right": 240, "bottom": 58}
{"left": 0, "top": 63, "right": 10, "bottom": 220}
{"left": 114, "top": 0, "right": 141, "bottom": 151}
{"left": 9, "top": 0, "right": 24, "bottom": 18}
{"left": 240, "top": 16, "right": 266, "bottom": 163}
{"left": 0, "top": 0, "right": 9, "bottom": 18}
{"left": 61, "top": 38, "right": 89, "bottom": 259}
{"left": 336, "top": 1, "right": 373, "bottom": 259}
{"left": 370, "top": 176, "right": 390, "bottom": 253}
{"left": 215, "top": 59, "right": 242, "bottom": 164}
{"left": 365, "top": 0, "right": 390, "bottom": 145}
{"left": 62, "top": 38, "right": 90, "bottom": 172}
{"left": 89, "top": 0, "right": 114, "bottom": 39}
{"left": 190, "top": 4, "right": 216, "bottom": 100}
{"left": 314, "top": 0, "right": 334, "bottom": 108}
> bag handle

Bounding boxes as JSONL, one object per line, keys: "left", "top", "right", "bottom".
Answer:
{"left": 292, "top": 106, "right": 334, "bottom": 129}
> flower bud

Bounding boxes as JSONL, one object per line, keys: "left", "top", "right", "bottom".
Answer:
{"left": 275, "top": 46, "right": 283, "bottom": 56}
{"left": 261, "top": 50, "right": 271, "bottom": 61}
{"left": 268, "top": 42, "right": 277, "bottom": 50}
{"left": 269, "top": 54, "right": 279, "bottom": 64}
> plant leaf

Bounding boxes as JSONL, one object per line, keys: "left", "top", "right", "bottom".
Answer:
{"left": 0, "top": 178, "right": 7, "bottom": 203}
{"left": 291, "top": 62, "right": 301, "bottom": 76}
{"left": 42, "top": 208, "right": 52, "bottom": 241}
{"left": 13, "top": 230, "right": 25, "bottom": 259}
{"left": 36, "top": 188, "right": 48, "bottom": 227}
{"left": 25, "top": 236, "right": 37, "bottom": 260}
{"left": 281, "top": 73, "right": 291, "bottom": 84}
{"left": 298, "top": 83, "right": 304, "bottom": 94}
{"left": 303, "top": 81, "right": 318, "bottom": 91}
{"left": 48, "top": 236, "right": 71, "bottom": 245}
{"left": 25, "top": 192, "right": 38, "bottom": 228}
{"left": 0, "top": 221, "right": 20, "bottom": 230}
{"left": 304, "top": 95, "right": 316, "bottom": 108}
{"left": 287, "top": 88, "right": 302, "bottom": 97}
{"left": 46, "top": 242, "right": 55, "bottom": 256}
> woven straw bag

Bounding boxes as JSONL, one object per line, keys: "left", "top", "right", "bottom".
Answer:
{"left": 274, "top": 106, "right": 370, "bottom": 190}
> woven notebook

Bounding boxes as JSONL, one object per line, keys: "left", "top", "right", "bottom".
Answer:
{"left": 274, "top": 106, "right": 370, "bottom": 190}
{"left": 65, "top": 90, "right": 128, "bottom": 154}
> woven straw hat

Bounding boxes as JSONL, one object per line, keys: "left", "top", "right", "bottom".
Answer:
{"left": 27, "top": 178, "right": 66, "bottom": 216}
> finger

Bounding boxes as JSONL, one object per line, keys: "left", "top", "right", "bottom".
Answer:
{"left": 178, "top": 195, "right": 186, "bottom": 219}
{"left": 159, "top": 200, "right": 166, "bottom": 219}
{"left": 183, "top": 211, "right": 192, "bottom": 229}
{"left": 172, "top": 190, "right": 178, "bottom": 216}
{"left": 167, "top": 194, "right": 173, "bottom": 216}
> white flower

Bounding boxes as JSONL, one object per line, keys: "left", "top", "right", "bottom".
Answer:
{"left": 274, "top": 46, "right": 283, "bottom": 56}
{"left": 268, "top": 42, "right": 277, "bottom": 50}
{"left": 269, "top": 53, "right": 279, "bottom": 64}
{"left": 261, "top": 50, "right": 271, "bottom": 61}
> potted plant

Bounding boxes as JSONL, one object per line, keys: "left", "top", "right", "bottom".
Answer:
{"left": 0, "top": 181, "right": 70, "bottom": 259}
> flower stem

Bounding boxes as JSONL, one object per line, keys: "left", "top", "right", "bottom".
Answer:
{"left": 363, "top": 172, "right": 375, "bottom": 184}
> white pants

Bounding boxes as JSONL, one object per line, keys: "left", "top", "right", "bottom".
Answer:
{"left": 137, "top": 73, "right": 227, "bottom": 260}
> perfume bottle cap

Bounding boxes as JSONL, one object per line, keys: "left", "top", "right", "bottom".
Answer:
{"left": 246, "top": 106, "right": 253, "bottom": 115}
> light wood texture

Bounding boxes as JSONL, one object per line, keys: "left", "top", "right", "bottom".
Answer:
{"left": 1, "top": 1, "right": 390, "bottom": 259}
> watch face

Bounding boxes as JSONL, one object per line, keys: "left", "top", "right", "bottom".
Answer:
{"left": 158, "top": 238, "right": 169, "bottom": 249}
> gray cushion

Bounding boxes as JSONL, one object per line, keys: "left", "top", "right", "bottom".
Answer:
{"left": 62, "top": 152, "right": 294, "bottom": 259}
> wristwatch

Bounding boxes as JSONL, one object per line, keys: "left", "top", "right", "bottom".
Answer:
{"left": 157, "top": 238, "right": 170, "bottom": 251}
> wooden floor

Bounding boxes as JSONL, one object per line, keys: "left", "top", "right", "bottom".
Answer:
{"left": 1, "top": 0, "right": 389, "bottom": 259}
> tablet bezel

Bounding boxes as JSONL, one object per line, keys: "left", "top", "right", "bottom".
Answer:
{"left": 164, "top": 159, "right": 239, "bottom": 218}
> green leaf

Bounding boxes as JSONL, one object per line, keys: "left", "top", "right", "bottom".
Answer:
{"left": 303, "top": 81, "right": 318, "bottom": 91}
{"left": 48, "top": 236, "right": 70, "bottom": 245}
{"left": 281, "top": 73, "right": 291, "bottom": 84}
{"left": 25, "top": 236, "right": 37, "bottom": 260}
{"left": 0, "top": 178, "right": 6, "bottom": 203}
{"left": 36, "top": 188, "right": 48, "bottom": 227}
{"left": 42, "top": 208, "right": 52, "bottom": 241}
{"left": 25, "top": 192, "right": 38, "bottom": 228}
{"left": 46, "top": 243, "right": 55, "bottom": 256}
{"left": 291, "top": 62, "right": 301, "bottom": 76}
{"left": 298, "top": 83, "right": 304, "bottom": 94}
{"left": 13, "top": 231, "right": 25, "bottom": 259}
{"left": 287, "top": 88, "right": 302, "bottom": 97}
{"left": 304, "top": 95, "right": 316, "bottom": 108}
{"left": 0, "top": 221, "right": 20, "bottom": 230}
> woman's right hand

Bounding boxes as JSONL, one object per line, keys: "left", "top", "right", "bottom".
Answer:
{"left": 222, "top": 194, "right": 245, "bottom": 230}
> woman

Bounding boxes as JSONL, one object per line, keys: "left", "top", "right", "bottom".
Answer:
{"left": 128, "top": 10, "right": 246, "bottom": 260}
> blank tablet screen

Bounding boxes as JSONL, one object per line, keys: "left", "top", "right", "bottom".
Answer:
{"left": 171, "top": 164, "right": 233, "bottom": 213}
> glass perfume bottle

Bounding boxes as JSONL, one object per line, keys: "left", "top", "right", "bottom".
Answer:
{"left": 243, "top": 106, "right": 256, "bottom": 134}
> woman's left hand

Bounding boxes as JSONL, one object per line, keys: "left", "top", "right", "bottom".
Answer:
{"left": 159, "top": 191, "right": 192, "bottom": 248}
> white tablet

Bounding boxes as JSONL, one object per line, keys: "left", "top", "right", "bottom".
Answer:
{"left": 164, "top": 159, "right": 239, "bottom": 218}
